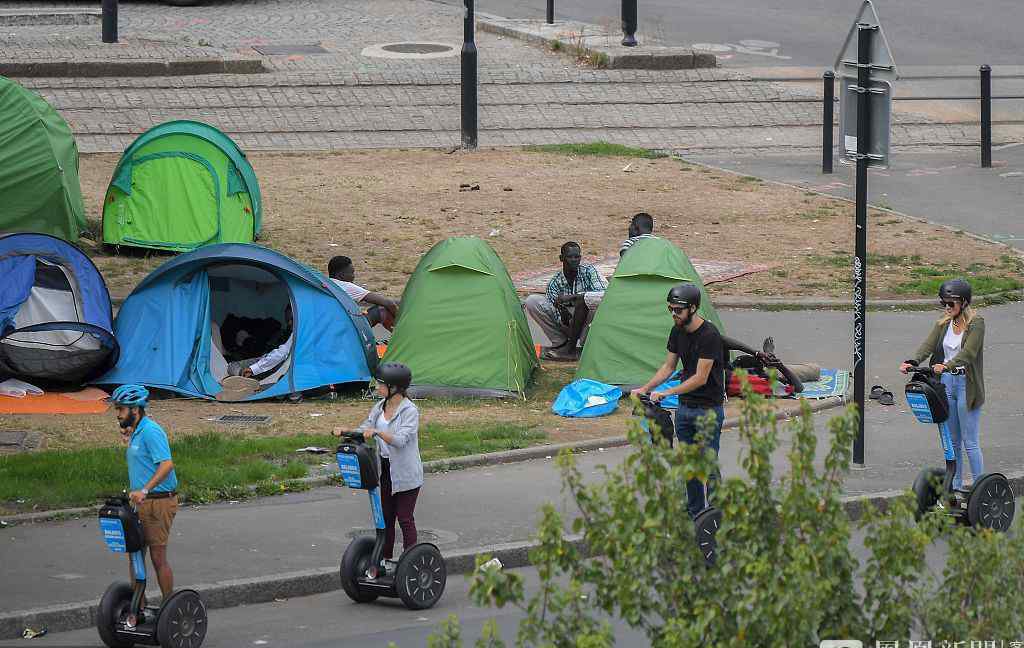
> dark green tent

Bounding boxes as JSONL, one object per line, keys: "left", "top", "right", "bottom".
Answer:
{"left": 383, "top": 237, "right": 538, "bottom": 398}
{"left": 0, "top": 76, "right": 86, "bottom": 241}
{"left": 575, "top": 237, "right": 724, "bottom": 387}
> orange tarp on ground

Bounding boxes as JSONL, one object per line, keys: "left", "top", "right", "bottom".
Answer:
{"left": 0, "top": 388, "right": 109, "bottom": 415}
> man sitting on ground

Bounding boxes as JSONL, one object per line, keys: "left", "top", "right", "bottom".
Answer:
{"left": 618, "top": 212, "right": 659, "bottom": 257}
{"left": 524, "top": 241, "right": 606, "bottom": 361}
{"left": 328, "top": 256, "right": 400, "bottom": 332}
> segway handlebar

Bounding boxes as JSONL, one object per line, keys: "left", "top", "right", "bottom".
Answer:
{"left": 338, "top": 431, "right": 366, "bottom": 443}
{"left": 904, "top": 360, "right": 966, "bottom": 377}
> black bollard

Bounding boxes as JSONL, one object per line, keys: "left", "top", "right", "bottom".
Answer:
{"left": 822, "top": 70, "right": 835, "bottom": 174}
{"left": 102, "top": 0, "right": 118, "bottom": 44}
{"left": 461, "top": 0, "right": 479, "bottom": 149}
{"left": 980, "top": 65, "right": 992, "bottom": 168}
{"left": 546, "top": 0, "right": 554, "bottom": 24}
{"left": 621, "top": 0, "right": 637, "bottom": 47}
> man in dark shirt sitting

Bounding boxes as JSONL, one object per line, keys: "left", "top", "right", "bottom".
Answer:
{"left": 632, "top": 282, "right": 726, "bottom": 519}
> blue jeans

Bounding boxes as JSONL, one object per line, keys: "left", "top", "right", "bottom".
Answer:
{"left": 674, "top": 404, "right": 725, "bottom": 518}
{"left": 941, "top": 373, "right": 983, "bottom": 490}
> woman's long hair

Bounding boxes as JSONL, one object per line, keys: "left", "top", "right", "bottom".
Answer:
{"left": 939, "top": 302, "right": 977, "bottom": 328}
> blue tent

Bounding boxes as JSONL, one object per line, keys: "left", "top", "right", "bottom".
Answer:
{"left": 0, "top": 233, "right": 118, "bottom": 384}
{"left": 97, "top": 243, "right": 377, "bottom": 400}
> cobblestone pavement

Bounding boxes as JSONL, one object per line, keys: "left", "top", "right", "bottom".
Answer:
{"left": 2, "top": 0, "right": 1017, "bottom": 152}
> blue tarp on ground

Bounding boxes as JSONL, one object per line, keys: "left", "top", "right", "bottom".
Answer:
{"left": 96, "top": 243, "right": 377, "bottom": 400}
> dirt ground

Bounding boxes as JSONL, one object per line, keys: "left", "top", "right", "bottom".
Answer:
{"left": 76, "top": 149, "right": 1023, "bottom": 303}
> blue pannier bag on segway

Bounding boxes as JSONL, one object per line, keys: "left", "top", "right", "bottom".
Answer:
{"left": 552, "top": 379, "right": 622, "bottom": 418}
{"left": 905, "top": 370, "right": 949, "bottom": 424}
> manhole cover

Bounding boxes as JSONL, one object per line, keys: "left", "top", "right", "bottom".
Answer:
{"left": 0, "top": 432, "right": 27, "bottom": 447}
{"left": 381, "top": 43, "right": 453, "bottom": 54}
{"left": 210, "top": 415, "right": 272, "bottom": 425}
{"left": 253, "top": 44, "right": 329, "bottom": 55}
{"left": 362, "top": 42, "right": 458, "bottom": 60}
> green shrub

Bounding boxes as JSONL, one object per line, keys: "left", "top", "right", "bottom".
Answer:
{"left": 428, "top": 375, "right": 1024, "bottom": 646}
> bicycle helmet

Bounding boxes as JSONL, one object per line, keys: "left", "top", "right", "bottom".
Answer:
{"left": 376, "top": 362, "right": 412, "bottom": 390}
{"left": 939, "top": 278, "right": 972, "bottom": 306}
{"left": 109, "top": 384, "right": 150, "bottom": 408}
{"left": 667, "top": 283, "right": 701, "bottom": 308}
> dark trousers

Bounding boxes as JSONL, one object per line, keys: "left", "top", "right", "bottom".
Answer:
{"left": 674, "top": 404, "right": 725, "bottom": 519}
{"left": 380, "top": 458, "right": 420, "bottom": 559}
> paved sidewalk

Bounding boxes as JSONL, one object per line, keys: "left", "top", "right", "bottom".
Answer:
{"left": 3, "top": 305, "right": 1023, "bottom": 622}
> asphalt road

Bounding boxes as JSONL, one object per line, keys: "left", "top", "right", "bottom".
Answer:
{"left": 8, "top": 501, "right": 1019, "bottom": 648}
{"left": 442, "top": 0, "right": 1024, "bottom": 68}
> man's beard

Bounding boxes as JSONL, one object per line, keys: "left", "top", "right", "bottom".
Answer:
{"left": 118, "top": 411, "right": 137, "bottom": 430}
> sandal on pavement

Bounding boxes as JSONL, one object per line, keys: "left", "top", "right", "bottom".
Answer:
{"left": 878, "top": 390, "right": 895, "bottom": 406}
{"left": 869, "top": 384, "right": 885, "bottom": 400}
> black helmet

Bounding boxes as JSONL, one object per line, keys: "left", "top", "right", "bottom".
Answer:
{"left": 939, "top": 278, "right": 972, "bottom": 306}
{"left": 667, "top": 282, "right": 701, "bottom": 308}
{"left": 376, "top": 362, "right": 412, "bottom": 390}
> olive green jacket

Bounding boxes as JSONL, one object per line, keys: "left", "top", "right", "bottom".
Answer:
{"left": 910, "top": 316, "right": 985, "bottom": 410}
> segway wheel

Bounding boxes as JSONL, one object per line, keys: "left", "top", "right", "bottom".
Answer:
{"left": 340, "top": 536, "right": 379, "bottom": 603}
{"left": 395, "top": 543, "right": 447, "bottom": 610}
{"left": 97, "top": 581, "right": 136, "bottom": 648}
{"left": 912, "top": 467, "right": 946, "bottom": 520}
{"left": 694, "top": 507, "right": 723, "bottom": 566}
{"left": 968, "top": 473, "right": 1015, "bottom": 532}
{"left": 155, "top": 590, "right": 207, "bottom": 648}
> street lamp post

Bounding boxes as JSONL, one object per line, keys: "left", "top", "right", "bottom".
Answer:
{"left": 621, "top": 0, "right": 638, "bottom": 47}
{"left": 461, "top": 0, "right": 479, "bottom": 149}
{"left": 102, "top": 0, "right": 118, "bottom": 43}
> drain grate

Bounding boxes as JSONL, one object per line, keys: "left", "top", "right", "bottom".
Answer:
{"left": 381, "top": 43, "right": 453, "bottom": 54}
{"left": 0, "top": 431, "right": 27, "bottom": 447}
{"left": 253, "top": 43, "right": 329, "bottom": 55}
{"left": 211, "top": 415, "right": 272, "bottom": 425}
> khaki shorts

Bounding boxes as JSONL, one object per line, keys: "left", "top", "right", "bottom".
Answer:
{"left": 138, "top": 496, "right": 178, "bottom": 547}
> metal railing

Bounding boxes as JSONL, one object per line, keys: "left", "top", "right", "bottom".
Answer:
{"left": 822, "top": 65, "right": 1020, "bottom": 173}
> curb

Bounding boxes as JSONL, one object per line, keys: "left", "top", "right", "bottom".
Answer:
{"left": 0, "top": 9, "right": 100, "bottom": 26}
{"left": 7, "top": 467, "right": 1022, "bottom": 640}
{"left": 0, "top": 58, "right": 266, "bottom": 78}
{"left": 714, "top": 289, "right": 1024, "bottom": 311}
{"left": 0, "top": 396, "right": 846, "bottom": 527}
{"left": 475, "top": 15, "right": 715, "bottom": 70}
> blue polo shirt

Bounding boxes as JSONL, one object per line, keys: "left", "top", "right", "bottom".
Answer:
{"left": 126, "top": 417, "right": 178, "bottom": 492}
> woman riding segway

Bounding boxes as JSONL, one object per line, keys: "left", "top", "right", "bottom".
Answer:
{"left": 334, "top": 362, "right": 445, "bottom": 609}
{"left": 900, "top": 279, "right": 986, "bottom": 494}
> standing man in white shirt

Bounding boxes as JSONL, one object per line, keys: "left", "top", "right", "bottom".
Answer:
{"left": 328, "top": 256, "right": 400, "bottom": 331}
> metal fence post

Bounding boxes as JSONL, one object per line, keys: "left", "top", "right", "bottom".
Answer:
{"left": 102, "top": 0, "right": 118, "bottom": 43}
{"left": 621, "top": 0, "right": 637, "bottom": 46}
{"left": 461, "top": 0, "right": 479, "bottom": 149}
{"left": 980, "top": 64, "right": 992, "bottom": 168}
{"left": 823, "top": 70, "right": 835, "bottom": 174}
{"left": 546, "top": 0, "right": 554, "bottom": 24}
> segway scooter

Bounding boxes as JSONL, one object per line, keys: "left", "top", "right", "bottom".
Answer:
{"left": 96, "top": 495, "right": 207, "bottom": 648}
{"left": 634, "top": 394, "right": 723, "bottom": 565}
{"left": 905, "top": 362, "right": 1014, "bottom": 531}
{"left": 336, "top": 432, "right": 447, "bottom": 609}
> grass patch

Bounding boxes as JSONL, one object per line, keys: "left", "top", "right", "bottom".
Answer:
{"left": 523, "top": 142, "right": 661, "bottom": 159}
{"left": 0, "top": 422, "right": 549, "bottom": 512}
{"left": 893, "top": 274, "right": 1022, "bottom": 296}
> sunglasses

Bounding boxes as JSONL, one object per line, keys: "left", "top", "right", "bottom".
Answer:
{"left": 668, "top": 305, "right": 690, "bottom": 315}
{"left": 940, "top": 300, "right": 959, "bottom": 309}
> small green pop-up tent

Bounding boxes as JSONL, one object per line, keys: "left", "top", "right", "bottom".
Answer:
{"left": 383, "top": 237, "right": 538, "bottom": 398}
{"left": 0, "top": 76, "right": 87, "bottom": 241}
{"left": 575, "top": 237, "right": 724, "bottom": 387}
{"left": 102, "top": 120, "right": 261, "bottom": 252}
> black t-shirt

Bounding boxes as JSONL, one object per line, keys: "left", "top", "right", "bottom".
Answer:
{"left": 667, "top": 320, "right": 725, "bottom": 407}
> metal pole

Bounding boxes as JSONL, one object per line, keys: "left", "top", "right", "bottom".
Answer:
{"left": 621, "top": 0, "right": 638, "bottom": 47}
{"left": 461, "top": 0, "right": 478, "bottom": 149}
{"left": 823, "top": 70, "right": 835, "bottom": 174}
{"left": 546, "top": 0, "right": 554, "bottom": 24}
{"left": 852, "top": 23, "right": 874, "bottom": 468}
{"left": 102, "top": 0, "right": 118, "bottom": 44}
{"left": 980, "top": 64, "right": 992, "bottom": 168}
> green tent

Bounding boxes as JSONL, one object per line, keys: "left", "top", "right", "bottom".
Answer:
{"left": 102, "top": 120, "right": 261, "bottom": 252}
{"left": 383, "top": 237, "right": 538, "bottom": 398}
{"left": 0, "top": 76, "right": 86, "bottom": 241}
{"left": 575, "top": 237, "right": 725, "bottom": 387}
